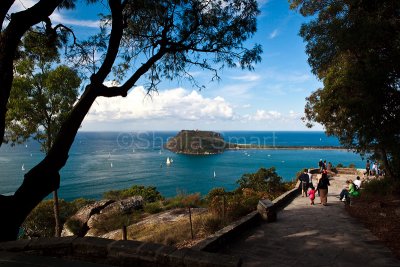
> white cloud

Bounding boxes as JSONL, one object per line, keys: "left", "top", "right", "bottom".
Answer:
{"left": 230, "top": 74, "right": 261, "bottom": 82}
{"left": 50, "top": 13, "right": 100, "bottom": 28}
{"left": 86, "top": 86, "right": 234, "bottom": 123}
{"left": 7, "top": 1, "right": 100, "bottom": 28}
{"left": 269, "top": 29, "right": 279, "bottom": 39}
{"left": 248, "top": 110, "right": 282, "bottom": 121}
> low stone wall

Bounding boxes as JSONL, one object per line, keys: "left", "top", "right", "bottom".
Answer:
{"left": 0, "top": 236, "right": 241, "bottom": 267}
{"left": 192, "top": 184, "right": 301, "bottom": 252}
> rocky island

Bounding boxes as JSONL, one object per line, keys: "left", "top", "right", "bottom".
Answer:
{"left": 166, "top": 130, "right": 344, "bottom": 155}
{"left": 166, "top": 130, "right": 227, "bottom": 154}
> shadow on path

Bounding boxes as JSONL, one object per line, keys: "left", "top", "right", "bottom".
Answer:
{"left": 218, "top": 175, "right": 400, "bottom": 267}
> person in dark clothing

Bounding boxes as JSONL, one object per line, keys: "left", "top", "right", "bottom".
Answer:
{"left": 317, "top": 170, "right": 330, "bottom": 205}
{"left": 299, "top": 169, "right": 309, "bottom": 197}
{"left": 318, "top": 159, "right": 324, "bottom": 171}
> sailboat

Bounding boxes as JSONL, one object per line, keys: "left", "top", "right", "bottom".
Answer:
{"left": 21, "top": 164, "right": 25, "bottom": 171}
{"left": 213, "top": 171, "right": 216, "bottom": 178}
{"left": 166, "top": 157, "right": 171, "bottom": 165}
{"left": 110, "top": 162, "right": 113, "bottom": 168}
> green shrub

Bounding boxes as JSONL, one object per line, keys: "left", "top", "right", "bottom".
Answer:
{"left": 363, "top": 177, "right": 400, "bottom": 196}
{"left": 103, "top": 185, "right": 163, "bottom": 202}
{"left": 64, "top": 218, "right": 84, "bottom": 236}
{"left": 20, "top": 199, "right": 77, "bottom": 238}
{"left": 200, "top": 214, "right": 226, "bottom": 235}
{"left": 144, "top": 201, "right": 164, "bottom": 214}
{"left": 336, "top": 163, "right": 344, "bottom": 168}
{"left": 91, "top": 212, "right": 141, "bottom": 235}
{"left": 71, "top": 198, "right": 95, "bottom": 210}
{"left": 348, "top": 163, "right": 356, "bottom": 168}
{"left": 164, "top": 192, "right": 204, "bottom": 210}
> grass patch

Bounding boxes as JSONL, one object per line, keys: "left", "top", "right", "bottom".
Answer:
{"left": 91, "top": 211, "right": 143, "bottom": 236}
{"left": 128, "top": 211, "right": 225, "bottom": 246}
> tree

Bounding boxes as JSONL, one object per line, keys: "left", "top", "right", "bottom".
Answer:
{"left": 236, "top": 167, "right": 286, "bottom": 196}
{"left": 290, "top": 0, "right": 400, "bottom": 177}
{"left": 6, "top": 31, "right": 80, "bottom": 237}
{"left": 0, "top": 0, "right": 262, "bottom": 241}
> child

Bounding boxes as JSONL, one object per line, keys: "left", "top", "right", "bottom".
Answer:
{"left": 308, "top": 185, "right": 317, "bottom": 205}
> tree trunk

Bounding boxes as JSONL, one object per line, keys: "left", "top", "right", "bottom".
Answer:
{"left": 381, "top": 148, "right": 394, "bottom": 178}
{"left": 53, "top": 190, "right": 61, "bottom": 237}
{"left": 0, "top": 85, "right": 97, "bottom": 241}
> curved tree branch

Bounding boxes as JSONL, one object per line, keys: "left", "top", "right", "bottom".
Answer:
{"left": 91, "top": 0, "right": 124, "bottom": 85}
{"left": 0, "top": 0, "right": 63, "bottom": 146}
{"left": 0, "top": 0, "right": 14, "bottom": 28}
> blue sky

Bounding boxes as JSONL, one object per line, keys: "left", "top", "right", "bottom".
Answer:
{"left": 11, "top": 0, "right": 323, "bottom": 131}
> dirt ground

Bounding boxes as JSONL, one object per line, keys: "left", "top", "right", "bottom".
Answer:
{"left": 346, "top": 195, "right": 400, "bottom": 259}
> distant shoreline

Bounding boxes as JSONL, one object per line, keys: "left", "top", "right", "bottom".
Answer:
{"left": 226, "top": 145, "right": 347, "bottom": 151}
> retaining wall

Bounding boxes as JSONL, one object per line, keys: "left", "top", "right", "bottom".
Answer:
{"left": 0, "top": 236, "right": 241, "bottom": 267}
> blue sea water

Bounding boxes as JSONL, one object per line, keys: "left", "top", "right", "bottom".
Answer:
{"left": 0, "top": 131, "right": 365, "bottom": 201}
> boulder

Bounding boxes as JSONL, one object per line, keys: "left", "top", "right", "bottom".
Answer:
{"left": 61, "top": 199, "right": 114, "bottom": 237}
{"left": 119, "top": 196, "right": 144, "bottom": 213}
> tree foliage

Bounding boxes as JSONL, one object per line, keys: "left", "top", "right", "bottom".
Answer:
{"left": 236, "top": 167, "right": 286, "bottom": 196}
{"left": 5, "top": 31, "right": 81, "bottom": 150}
{"left": 103, "top": 185, "right": 163, "bottom": 202}
{"left": 290, "top": 0, "right": 400, "bottom": 177}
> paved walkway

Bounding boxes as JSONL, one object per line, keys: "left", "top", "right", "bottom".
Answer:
{"left": 219, "top": 174, "right": 400, "bottom": 267}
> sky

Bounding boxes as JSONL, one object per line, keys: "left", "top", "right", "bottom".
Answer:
{"left": 9, "top": 0, "right": 324, "bottom": 132}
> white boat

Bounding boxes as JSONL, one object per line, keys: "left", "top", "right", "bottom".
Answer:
{"left": 21, "top": 164, "right": 25, "bottom": 171}
{"left": 213, "top": 171, "right": 216, "bottom": 178}
{"left": 166, "top": 157, "right": 171, "bottom": 165}
{"left": 159, "top": 150, "right": 162, "bottom": 154}
{"left": 110, "top": 162, "right": 113, "bottom": 168}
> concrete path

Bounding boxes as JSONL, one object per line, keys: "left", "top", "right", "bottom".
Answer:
{"left": 219, "top": 174, "right": 400, "bottom": 267}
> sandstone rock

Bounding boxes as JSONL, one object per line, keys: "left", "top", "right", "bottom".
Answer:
{"left": 62, "top": 199, "right": 114, "bottom": 237}
{"left": 74, "top": 199, "right": 115, "bottom": 223}
{"left": 63, "top": 196, "right": 145, "bottom": 238}
{"left": 119, "top": 196, "right": 144, "bottom": 213}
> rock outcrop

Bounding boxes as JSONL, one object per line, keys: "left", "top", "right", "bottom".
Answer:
{"left": 62, "top": 196, "right": 144, "bottom": 237}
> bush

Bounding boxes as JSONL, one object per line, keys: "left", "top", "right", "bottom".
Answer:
{"left": 91, "top": 212, "right": 142, "bottom": 236}
{"left": 21, "top": 199, "right": 78, "bottom": 238}
{"left": 199, "top": 214, "right": 226, "bottom": 235}
{"left": 144, "top": 201, "right": 164, "bottom": 214}
{"left": 64, "top": 218, "right": 84, "bottom": 236}
{"left": 348, "top": 163, "right": 356, "bottom": 168}
{"left": 103, "top": 185, "right": 163, "bottom": 202}
{"left": 336, "top": 163, "right": 344, "bottom": 168}
{"left": 164, "top": 192, "right": 204, "bottom": 210}
{"left": 363, "top": 177, "right": 400, "bottom": 196}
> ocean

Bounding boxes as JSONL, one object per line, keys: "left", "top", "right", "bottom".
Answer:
{"left": 0, "top": 131, "right": 365, "bottom": 201}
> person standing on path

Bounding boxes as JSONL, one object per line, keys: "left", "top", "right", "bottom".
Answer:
{"left": 308, "top": 185, "right": 316, "bottom": 205}
{"left": 318, "top": 159, "right": 324, "bottom": 171}
{"left": 299, "top": 169, "right": 310, "bottom": 197}
{"left": 317, "top": 170, "right": 330, "bottom": 205}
